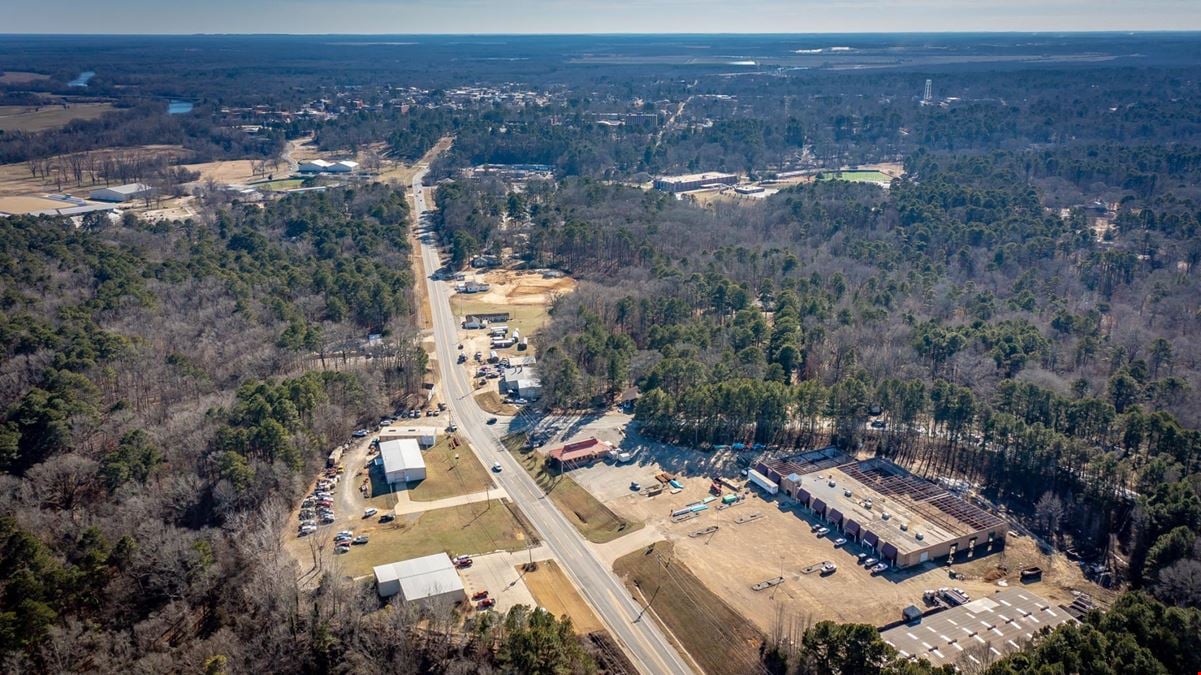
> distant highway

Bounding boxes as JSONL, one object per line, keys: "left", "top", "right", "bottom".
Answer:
{"left": 408, "top": 167, "right": 695, "bottom": 675}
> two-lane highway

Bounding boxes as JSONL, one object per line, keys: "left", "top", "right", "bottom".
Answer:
{"left": 408, "top": 168, "right": 694, "bottom": 675}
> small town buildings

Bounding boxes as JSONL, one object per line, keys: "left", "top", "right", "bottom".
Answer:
{"left": 379, "top": 426, "right": 440, "bottom": 448}
{"left": 89, "top": 183, "right": 154, "bottom": 202}
{"left": 653, "top": 172, "right": 738, "bottom": 193}
{"left": 379, "top": 438, "right": 426, "bottom": 485}
{"left": 547, "top": 438, "right": 613, "bottom": 470}
{"left": 373, "top": 553, "right": 466, "bottom": 604}
{"left": 880, "top": 588, "right": 1073, "bottom": 667}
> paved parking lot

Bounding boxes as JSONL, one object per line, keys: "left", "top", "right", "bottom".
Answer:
{"left": 457, "top": 547, "right": 552, "bottom": 616}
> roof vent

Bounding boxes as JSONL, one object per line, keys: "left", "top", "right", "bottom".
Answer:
{"left": 882, "top": 512, "right": 891, "bottom": 520}
{"left": 864, "top": 500, "right": 873, "bottom": 509}
{"left": 915, "top": 532, "right": 924, "bottom": 541}
{"left": 828, "top": 479, "right": 836, "bottom": 488}
{"left": 900, "top": 523, "right": 909, "bottom": 531}
{"left": 843, "top": 489, "right": 852, "bottom": 498}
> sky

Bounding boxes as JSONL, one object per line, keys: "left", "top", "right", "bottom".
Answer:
{"left": 3, "top": 0, "right": 1199, "bottom": 34}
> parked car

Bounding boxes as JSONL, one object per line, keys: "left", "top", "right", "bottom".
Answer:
{"left": 486, "top": 417, "right": 498, "bottom": 425}
{"left": 833, "top": 537, "right": 847, "bottom": 547}
{"left": 870, "top": 562, "right": 889, "bottom": 574}
{"left": 378, "top": 419, "right": 393, "bottom": 428}
{"left": 815, "top": 527, "right": 830, "bottom": 536}
{"left": 438, "top": 402, "right": 447, "bottom": 411}
{"left": 298, "top": 525, "right": 317, "bottom": 536}
{"left": 335, "top": 545, "right": 350, "bottom": 554}
{"left": 476, "top": 598, "right": 496, "bottom": 609}
{"left": 471, "top": 590, "right": 489, "bottom": 601}
{"left": 457, "top": 353, "right": 467, "bottom": 363}
{"left": 352, "top": 429, "right": 369, "bottom": 438}
{"left": 447, "top": 422, "right": 458, "bottom": 432}
{"left": 453, "top": 555, "right": 473, "bottom": 568}
{"left": 630, "top": 481, "right": 641, "bottom": 491}
{"left": 379, "top": 514, "right": 395, "bottom": 524}
{"left": 863, "top": 557, "right": 878, "bottom": 567}
{"left": 337, "top": 530, "right": 354, "bottom": 538}
{"left": 352, "top": 535, "right": 369, "bottom": 545}
{"left": 363, "top": 508, "right": 378, "bottom": 518}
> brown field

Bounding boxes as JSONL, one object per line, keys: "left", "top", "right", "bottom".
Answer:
{"left": 0, "top": 144, "right": 188, "bottom": 197}
{"left": 520, "top": 559, "right": 605, "bottom": 634}
{"left": 613, "top": 541, "right": 762, "bottom": 675}
{"left": 0, "top": 195, "right": 74, "bottom": 215}
{"left": 0, "top": 71, "right": 50, "bottom": 85}
{"left": 0, "top": 103, "right": 115, "bottom": 132}
{"left": 473, "top": 269, "right": 576, "bottom": 307}
{"left": 182, "top": 159, "right": 271, "bottom": 185}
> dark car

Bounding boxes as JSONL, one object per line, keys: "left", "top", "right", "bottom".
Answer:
{"left": 476, "top": 598, "right": 496, "bottom": 609}
{"left": 471, "top": 590, "right": 489, "bottom": 601}
{"left": 379, "top": 514, "right": 395, "bottom": 524}
{"left": 486, "top": 417, "right": 498, "bottom": 425}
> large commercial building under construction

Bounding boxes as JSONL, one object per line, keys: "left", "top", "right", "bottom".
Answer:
{"left": 755, "top": 448, "right": 1008, "bottom": 569}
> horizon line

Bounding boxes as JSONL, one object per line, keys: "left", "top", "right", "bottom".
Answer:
{"left": 2, "top": 30, "right": 1201, "bottom": 38}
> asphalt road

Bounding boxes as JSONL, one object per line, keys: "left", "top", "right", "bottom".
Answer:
{"left": 409, "top": 168, "right": 694, "bottom": 675}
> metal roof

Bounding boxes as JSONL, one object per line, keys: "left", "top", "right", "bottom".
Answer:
{"left": 379, "top": 438, "right": 424, "bottom": 474}
{"left": 880, "top": 588, "right": 1074, "bottom": 667}
{"left": 373, "top": 553, "right": 464, "bottom": 601}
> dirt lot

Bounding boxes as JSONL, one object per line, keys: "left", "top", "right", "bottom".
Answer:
{"left": 613, "top": 541, "right": 762, "bottom": 675}
{"left": 182, "top": 158, "right": 269, "bottom": 185}
{"left": 522, "top": 559, "right": 605, "bottom": 634}
{"left": 608, "top": 477, "right": 1099, "bottom": 633}
{"left": 0, "top": 103, "right": 114, "bottom": 132}
{"left": 549, "top": 416, "right": 1104, "bottom": 633}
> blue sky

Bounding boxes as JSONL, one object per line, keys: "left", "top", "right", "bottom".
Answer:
{"left": 4, "top": 0, "right": 1199, "bottom": 34}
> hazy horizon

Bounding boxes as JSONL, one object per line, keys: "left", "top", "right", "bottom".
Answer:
{"left": 4, "top": 0, "right": 1199, "bottom": 35}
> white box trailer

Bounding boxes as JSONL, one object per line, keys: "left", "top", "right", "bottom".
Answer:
{"left": 748, "top": 468, "right": 779, "bottom": 495}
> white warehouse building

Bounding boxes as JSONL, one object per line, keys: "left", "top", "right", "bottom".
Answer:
{"left": 298, "top": 159, "right": 359, "bottom": 174}
{"left": 373, "top": 553, "right": 466, "bottom": 604}
{"left": 379, "top": 438, "right": 425, "bottom": 485}
{"left": 90, "top": 183, "right": 154, "bottom": 202}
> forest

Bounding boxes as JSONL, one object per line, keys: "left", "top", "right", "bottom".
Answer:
{"left": 433, "top": 121, "right": 1201, "bottom": 608}
{"left": 3, "top": 31, "right": 1201, "bottom": 673}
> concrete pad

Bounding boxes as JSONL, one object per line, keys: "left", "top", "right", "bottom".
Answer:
{"left": 458, "top": 547, "right": 551, "bottom": 616}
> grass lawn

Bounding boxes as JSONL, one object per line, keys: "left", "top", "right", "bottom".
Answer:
{"left": 341, "top": 499, "right": 536, "bottom": 577}
{"left": 504, "top": 434, "right": 643, "bottom": 544}
{"left": 817, "top": 170, "right": 892, "bottom": 184}
{"left": 255, "top": 178, "right": 306, "bottom": 191}
{"left": 450, "top": 298, "right": 550, "bottom": 340}
{"left": 474, "top": 389, "right": 521, "bottom": 416}
{"left": 406, "top": 435, "right": 493, "bottom": 502}
{"left": 613, "top": 541, "right": 763, "bottom": 675}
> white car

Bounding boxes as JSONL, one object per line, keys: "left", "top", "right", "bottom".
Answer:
{"left": 492, "top": 462, "right": 503, "bottom": 472}
{"left": 337, "top": 530, "right": 354, "bottom": 538}
{"left": 363, "top": 508, "right": 378, "bottom": 518}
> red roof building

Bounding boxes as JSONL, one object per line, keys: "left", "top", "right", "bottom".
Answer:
{"left": 547, "top": 438, "right": 612, "bottom": 469}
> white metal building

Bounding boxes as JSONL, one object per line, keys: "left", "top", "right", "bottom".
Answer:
{"left": 89, "top": 183, "right": 154, "bottom": 202}
{"left": 379, "top": 438, "right": 425, "bottom": 485}
{"left": 379, "top": 426, "right": 440, "bottom": 447}
{"left": 373, "top": 553, "right": 466, "bottom": 604}
{"left": 298, "top": 159, "right": 359, "bottom": 174}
